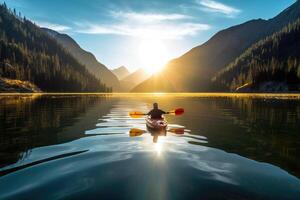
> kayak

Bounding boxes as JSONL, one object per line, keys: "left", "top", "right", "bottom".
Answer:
{"left": 146, "top": 116, "right": 168, "bottom": 130}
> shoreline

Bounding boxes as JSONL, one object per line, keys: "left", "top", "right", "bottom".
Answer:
{"left": 0, "top": 92, "right": 300, "bottom": 99}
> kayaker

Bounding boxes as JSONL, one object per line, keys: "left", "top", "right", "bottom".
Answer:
{"left": 147, "top": 103, "right": 167, "bottom": 119}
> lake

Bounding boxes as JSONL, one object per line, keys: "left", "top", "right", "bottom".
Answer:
{"left": 0, "top": 93, "right": 300, "bottom": 200}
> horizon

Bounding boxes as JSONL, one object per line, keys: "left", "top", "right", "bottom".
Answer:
{"left": 0, "top": 0, "right": 295, "bottom": 72}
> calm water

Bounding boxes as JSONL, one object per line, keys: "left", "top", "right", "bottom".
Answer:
{"left": 0, "top": 93, "right": 300, "bottom": 200}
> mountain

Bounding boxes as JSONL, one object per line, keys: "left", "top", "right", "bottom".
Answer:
{"left": 133, "top": 1, "right": 300, "bottom": 92}
{"left": 112, "top": 66, "right": 130, "bottom": 80}
{"left": 0, "top": 3, "right": 109, "bottom": 92}
{"left": 212, "top": 19, "right": 300, "bottom": 92}
{"left": 42, "top": 28, "right": 121, "bottom": 91}
{"left": 120, "top": 68, "right": 150, "bottom": 91}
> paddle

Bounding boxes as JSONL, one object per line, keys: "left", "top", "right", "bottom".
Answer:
{"left": 129, "top": 108, "right": 184, "bottom": 118}
{"left": 168, "top": 128, "right": 185, "bottom": 135}
{"left": 129, "top": 128, "right": 146, "bottom": 137}
{"left": 129, "top": 127, "right": 185, "bottom": 137}
{"left": 129, "top": 111, "right": 146, "bottom": 118}
{"left": 168, "top": 108, "right": 184, "bottom": 116}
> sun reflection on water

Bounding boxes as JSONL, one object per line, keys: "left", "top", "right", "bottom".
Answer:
{"left": 154, "top": 139, "right": 165, "bottom": 157}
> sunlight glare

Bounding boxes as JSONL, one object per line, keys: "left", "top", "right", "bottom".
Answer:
{"left": 139, "top": 39, "right": 170, "bottom": 74}
{"left": 154, "top": 139, "right": 165, "bottom": 156}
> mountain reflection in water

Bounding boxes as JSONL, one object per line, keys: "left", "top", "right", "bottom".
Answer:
{"left": 0, "top": 93, "right": 300, "bottom": 200}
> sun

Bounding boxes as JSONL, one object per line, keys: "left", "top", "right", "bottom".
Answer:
{"left": 138, "top": 39, "right": 170, "bottom": 74}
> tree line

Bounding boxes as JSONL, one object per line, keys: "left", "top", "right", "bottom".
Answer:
{"left": 0, "top": 3, "right": 111, "bottom": 92}
{"left": 212, "top": 19, "right": 300, "bottom": 91}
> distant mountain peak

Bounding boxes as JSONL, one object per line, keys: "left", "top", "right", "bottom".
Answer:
{"left": 122, "top": 68, "right": 150, "bottom": 92}
{"left": 112, "top": 66, "right": 130, "bottom": 80}
{"left": 116, "top": 66, "right": 129, "bottom": 72}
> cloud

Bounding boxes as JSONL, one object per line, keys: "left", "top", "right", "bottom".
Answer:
{"left": 111, "top": 11, "right": 192, "bottom": 22}
{"left": 198, "top": 0, "right": 241, "bottom": 17}
{"left": 35, "top": 21, "right": 71, "bottom": 32}
{"left": 76, "top": 11, "right": 210, "bottom": 39}
{"left": 76, "top": 22, "right": 210, "bottom": 39}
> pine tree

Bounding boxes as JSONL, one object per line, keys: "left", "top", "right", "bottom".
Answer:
{"left": 0, "top": 3, "right": 110, "bottom": 92}
{"left": 212, "top": 19, "right": 300, "bottom": 91}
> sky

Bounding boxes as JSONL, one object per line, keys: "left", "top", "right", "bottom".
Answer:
{"left": 1, "top": 0, "right": 296, "bottom": 72}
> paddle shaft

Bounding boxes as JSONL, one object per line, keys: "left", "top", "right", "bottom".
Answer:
{"left": 129, "top": 108, "right": 184, "bottom": 118}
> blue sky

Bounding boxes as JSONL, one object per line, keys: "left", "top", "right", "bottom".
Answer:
{"left": 1, "top": 0, "right": 296, "bottom": 72}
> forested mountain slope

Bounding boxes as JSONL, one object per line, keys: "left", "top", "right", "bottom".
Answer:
{"left": 212, "top": 19, "right": 300, "bottom": 92}
{"left": 42, "top": 28, "right": 120, "bottom": 91}
{"left": 0, "top": 3, "right": 109, "bottom": 92}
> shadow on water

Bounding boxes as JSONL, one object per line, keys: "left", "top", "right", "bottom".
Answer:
{"left": 0, "top": 150, "right": 88, "bottom": 176}
{"left": 0, "top": 94, "right": 115, "bottom": 167}
{"left": 0, "top": 94, "right": 300, "bottom": 177}
{"left": 189, "top": 97, "right": 300, "bottom": 177}
{"left": 0, "top": 94, "right": 300, "bottom": 199}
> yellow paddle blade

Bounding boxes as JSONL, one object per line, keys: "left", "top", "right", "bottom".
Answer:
{"left": 168, "top": 128, "right": 185, "bottom": 135}
{"left": 129, "top": 128, "right": 146, "bottom": 137}
{"left": 129, "top": 111, "right": 146, "bottom": 118}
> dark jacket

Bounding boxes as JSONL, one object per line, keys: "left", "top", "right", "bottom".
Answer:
{"left": 147, "top": 109, "right": 166, "bottom": 119}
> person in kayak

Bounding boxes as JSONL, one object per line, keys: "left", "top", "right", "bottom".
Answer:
{"left": 147, "top": 103, "right": 168, "bottom": 119}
